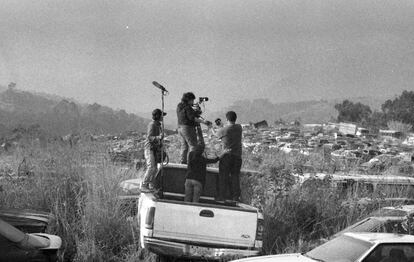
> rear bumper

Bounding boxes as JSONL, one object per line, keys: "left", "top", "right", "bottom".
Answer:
{"left": 144, "top": 237, "right": 261, "bottom": 260}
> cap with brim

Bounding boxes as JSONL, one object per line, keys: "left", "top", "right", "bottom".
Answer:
{"left": 152, "top": 109, "right": 167, "bottom": 117}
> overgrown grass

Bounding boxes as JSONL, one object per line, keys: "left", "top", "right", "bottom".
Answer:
{"left": 0, "top": 139, "right": 410, "bottom": 260}
{"left": 240, "top": 148, "right": 411, "bottom": 255}
{"left": 0, "top": 141, "right": 145, "bottom": 261}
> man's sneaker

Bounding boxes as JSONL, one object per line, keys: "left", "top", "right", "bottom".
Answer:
{"left": 232, "top": 196, "right": 240, "bottom": 202}
{"left": 215, "top": 197, "right": 225, "bottom": 204}
{"left": 140, "top": 182, "right": 151, "bottom": 192}
{"left": 224, "top": 200, "right": 237, "bottom": 206}
{"left": 141, "top": 182, "right": 156, "bottom": 193}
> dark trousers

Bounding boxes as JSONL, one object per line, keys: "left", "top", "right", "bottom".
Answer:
{"left": 178, "top": 125, "right": 198, "bottom": 164}
{"left": 217, "top": 154, "right": 242, "bottom": 201}
{"left": 184, "top": 179, "right": 203, "bottom": 203}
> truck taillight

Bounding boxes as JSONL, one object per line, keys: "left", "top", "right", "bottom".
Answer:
{"left": 145, "top": 207, "right": 156, "bottom": 229}
{"left": 256, "top": 218, "right": 264, "bottom": 241}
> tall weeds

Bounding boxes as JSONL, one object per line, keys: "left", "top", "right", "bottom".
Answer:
{"left": 0, "top": 140, "right": 410, "bottom": 260}
{"left": 240, "top": 149, "right": 409, "bottom": 254}
{"left": 0, "top": 141, "right": 142, "bottom": 261}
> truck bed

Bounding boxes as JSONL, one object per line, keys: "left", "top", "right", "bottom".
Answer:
{"left": 143, "top": 164, "right": 260, "bottom": 248}
{"left": 159, "top": 191, "right": 257, "bottom": 212}
{"left": 154, "top": 163, "right": 257, "bottom": 205}
{"left": 138, "top": 164, "right": 263, "bottom": 260}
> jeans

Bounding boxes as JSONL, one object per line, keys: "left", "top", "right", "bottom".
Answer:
{"left": 184, "top": 179, "right": 203, "bottom": 202}
{"left": 143, "top": 147, "right": 157, "bottom": 184}
{"left": 178, "top": 125, "right": 198, "bottom": 164}
{"left": 217, "top": 153, "right": 242, "bottom": 201}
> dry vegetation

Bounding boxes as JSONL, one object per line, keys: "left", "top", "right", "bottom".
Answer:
{"left": 0, "top": 139, "right": 409, "bottom": 261}
{"left": 0, "top": 142, "right": 146, "bottom": 261}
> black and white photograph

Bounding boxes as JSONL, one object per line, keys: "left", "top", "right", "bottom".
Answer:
{"left": 1, "top": 1, "right": 414, "bottom": 261}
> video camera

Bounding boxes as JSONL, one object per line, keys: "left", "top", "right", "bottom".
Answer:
{"left": 193, "top": 97, "right": 209, "bottom": 117}
{"left": 215, "top": 118, "right": 222, "bottom": 126}
{"left": 199, "top": 97, "right": 209, "bottom": 103}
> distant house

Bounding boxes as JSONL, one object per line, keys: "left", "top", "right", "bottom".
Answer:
{"left": 338, "top": 122, "right": 357, "bottom": 135}
{"left": 303, "top": 124, "right": 323, "bottom": 132}
{"left": 253, "top": 120, "right": 268, "bottom": 129}
{"left": 379, "top": 129, "right": 403, "bottom": 139}
{"left": 356, "top": 127, "right": 369, "bottom": 137}
{"left": 403, "top": 133, "right": 414, "bottom": 146}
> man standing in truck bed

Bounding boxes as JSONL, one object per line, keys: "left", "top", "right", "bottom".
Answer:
{"left": 185, "top": 145, "right": 220, "bottom": 203}
{"left": 215, "top": 111, "right": 242, "bottom": 202}
{"left": 141, "top": 108, "right": 166, "bottom": 191}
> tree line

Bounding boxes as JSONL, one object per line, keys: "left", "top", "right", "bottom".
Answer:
{"left": 335, "top": 90, "right": 414, "bottom": 133}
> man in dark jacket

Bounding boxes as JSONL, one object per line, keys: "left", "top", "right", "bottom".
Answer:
{"left": 177, "top": 92, "right": 211, "bottom": 164}
{"left": 215, "top": 111, "right": 243, "bottom": 202}
{"left": 185, "top": 145, "right": 220, "bottom": 203}
{"left": 141, "top": 108, "right": 166, "bottom": 191}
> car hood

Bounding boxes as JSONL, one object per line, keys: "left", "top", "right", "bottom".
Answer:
{"left": 119, "top": 178, "right": 141, "bottom": 194}
{"left": 33, "top": 233, "right": 62, "bottom": 250}
{"left": 233, "top": 253, "right": 315, "bottom": 262}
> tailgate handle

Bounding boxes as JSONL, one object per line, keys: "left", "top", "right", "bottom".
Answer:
{"left": 199, "top": 210, "right": 214, "bottom": 218}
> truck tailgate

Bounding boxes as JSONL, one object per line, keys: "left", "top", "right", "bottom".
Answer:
{"left": 153, "top": 201, "right": 258, "bottom": 247}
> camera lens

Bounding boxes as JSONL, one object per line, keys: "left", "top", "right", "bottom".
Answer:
{"left": 199, "top": 97, "right": 209, "bottom": 102}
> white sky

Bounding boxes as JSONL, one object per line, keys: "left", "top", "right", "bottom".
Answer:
{"left": 0, "top": 0, "right": 414, "bottom": 113}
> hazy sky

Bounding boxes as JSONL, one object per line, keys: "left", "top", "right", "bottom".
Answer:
{"left": 1, "top": 0, "right": 414, "bottom": 114}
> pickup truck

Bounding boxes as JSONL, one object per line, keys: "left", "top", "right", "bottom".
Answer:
{"left": 120, "top": 163, "right": 263, "bottom": 261}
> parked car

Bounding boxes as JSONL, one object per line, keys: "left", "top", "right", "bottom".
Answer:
{"left": 298, "top": 173, "right": 414, "bottom": 202}
{"left": 0, "top": 209, "right": 54, "bottom": 233}
{"left": 369, "top": 205, "right": 414, "bottom": 218}
{"left": 333, "top": 205, "right": 414, "bottom": 237}
{"left": 120, "top": 163, "right": 264, "bottom": 262}
{"left": 336, "top": 216, "right": 408, "bottom": 236}
{"left": 0, "top": 209, "right": 62, "bottom": 262}
{"left": 231, "top": 233, "right": 414, "bottom": 262}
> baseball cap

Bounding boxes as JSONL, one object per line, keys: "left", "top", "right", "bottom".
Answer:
{"left": 152, "top": 108, "right": 167, "bottom": 117}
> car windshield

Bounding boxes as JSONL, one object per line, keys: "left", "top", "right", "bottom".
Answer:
{"left": 305, "top": 235, "right": 373, "bottom": 262}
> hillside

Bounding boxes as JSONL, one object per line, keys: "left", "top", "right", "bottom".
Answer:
{"left": 162, "top": 96, "right": 386, "bottom": 128}
{"left": 218, "top": 96, "right": 386, "bottom": 125}
{"left": 0, "top": 87, "right": 149, "bottom": 137}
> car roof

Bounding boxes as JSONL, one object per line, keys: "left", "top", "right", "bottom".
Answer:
{"left": 344, "top": 232, "right": 414, "bottom": 243}
{"left": 301, "top": 173, "right": 414, "bottom": 184}
{"left": 230, "top": 253, "right": 301, "bottom": 262}
{"left": 381, "top": 205, "right": 414, "bottom": 214}
{"left": 362, "top": 216, "right": 405, "bottom": 221}
{"left": 232, "top": 234, "right": 414, "bottom": 262}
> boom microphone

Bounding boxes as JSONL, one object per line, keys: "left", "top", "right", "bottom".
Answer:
{"left": 152, "top": 81, "right": 168, "bottom": 92}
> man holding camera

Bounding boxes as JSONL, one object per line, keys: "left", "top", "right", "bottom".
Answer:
{"left": 176, "top": 92, "right": 212, "bottom": 164}
{"left": 215, "top": 111, "right": 242, "bottom": 202}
